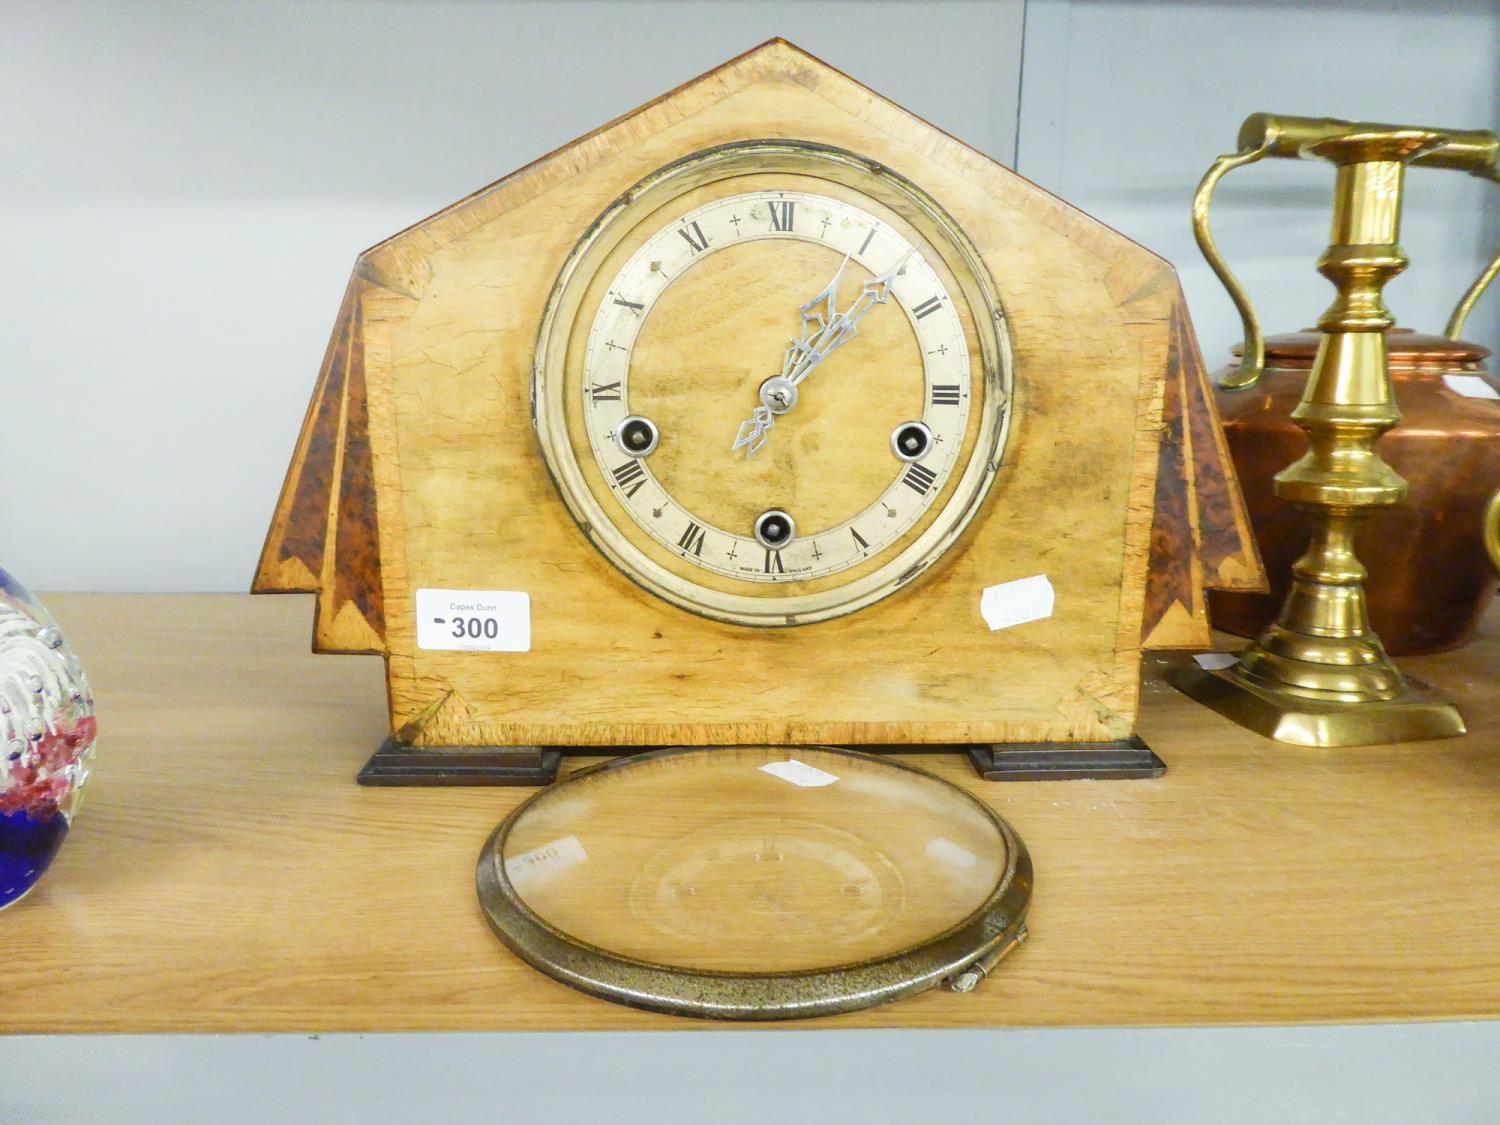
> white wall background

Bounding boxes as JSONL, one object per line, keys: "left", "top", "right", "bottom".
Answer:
{"left": 1020, "top": 0, "right": 1500, "bottom": 376}
{"left": 1, "top": 0, "right": 1496, "bottom": 596}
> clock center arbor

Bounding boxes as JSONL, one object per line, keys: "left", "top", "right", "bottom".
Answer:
{"left": 254, "top": 40, "right": 1261, "bottom": 784}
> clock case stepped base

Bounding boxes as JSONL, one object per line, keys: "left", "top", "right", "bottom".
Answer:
{"left": 355, "top": 739, "right": 1165, "bottom": 786}
{"left": 357, "top": 740, "right": 563, "bottom": 786}
{"left": 962, "top": 737, "right": 1164, "bottom": 781}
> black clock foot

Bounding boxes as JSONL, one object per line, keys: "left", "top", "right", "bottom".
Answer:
{"left": 965, "top": 737, "right": 1164, "bottom": 781}
{"left": 357, "top": 739, "right": 562, "bottom": 786}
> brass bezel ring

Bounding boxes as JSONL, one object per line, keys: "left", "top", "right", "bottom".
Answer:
{"left": 476, "top": 746, "right": 1033, "bottom": 1021}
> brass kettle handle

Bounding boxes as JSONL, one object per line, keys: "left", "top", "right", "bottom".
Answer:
{"left": 1446, "top": 203, "right": 1500, "bottom": 342}
{"left": 1193, "top": 113, "right": 1500, "bottom": 391}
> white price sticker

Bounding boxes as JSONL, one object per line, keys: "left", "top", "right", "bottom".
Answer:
{"left": 1193, "top": 652, "right": 1239, "bottom": 671}
{"left": 925, "top": 837, "right": 979, "bottom": 870}
{"left": 504, "top": 835, "right": 588, "bottom": 888}
{"left": 415, "top": 588, "right": 530, "bottom": 652}
{"left": 980, "top": 574, "right": 1055, "bottom": 632}
{"left": 1444, "top": 374, "right": 1500, "bottom": 401}
{"left": 760, "top": 759, "right": 840, "bottom": 788}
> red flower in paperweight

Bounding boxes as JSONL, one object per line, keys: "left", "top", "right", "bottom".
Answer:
{"left": 0, "top": 567, "right": 96, "bottom": 910}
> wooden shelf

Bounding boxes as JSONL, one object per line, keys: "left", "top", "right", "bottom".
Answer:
{"left": 5, "top": 593, "right": 1499, "bottom": 1033}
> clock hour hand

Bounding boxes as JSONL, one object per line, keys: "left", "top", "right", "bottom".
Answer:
{"left": 732, "top": 248, "right": 915, "bottom": 456}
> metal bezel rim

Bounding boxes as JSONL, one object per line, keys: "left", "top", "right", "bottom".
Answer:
{"left": 475, "top": 745, "right": 1033, "bottom": 1021}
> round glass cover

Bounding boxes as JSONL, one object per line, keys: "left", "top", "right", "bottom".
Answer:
{"left": 476, "top": 746, "right": 1032, "bottom": 1020}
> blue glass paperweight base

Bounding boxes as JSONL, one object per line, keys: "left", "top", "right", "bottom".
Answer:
{"left": 0, "top": 807, "right": 70, "bottom": 909}
{"left": 0, "top": 565, "right": 96, "bottom": 912}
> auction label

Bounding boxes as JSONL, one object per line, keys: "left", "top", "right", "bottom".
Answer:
{"left": 504, "top": 835, "right": 588, "bottom": 889}
{"left": 980, "top": 574, "right": 1054, "bottom": 632}
{"left": 760, "top": 759, "right": 840, "bottom": 788}
{"left": 416, "top": 588, "right": 531, "bottom": 652}
{"left": 925, "top": 836, "right": 979, "bottom": 870}
{"left": 1443, "top": 374, "right": 1500, "bottom": 400}
{"left": 1193, "top": 652, "right": 1239, "bottom": 670}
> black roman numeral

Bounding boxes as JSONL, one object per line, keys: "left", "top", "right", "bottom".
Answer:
{"left": 678, "top": 221, "right": 708, "bottom": 253}
{"left": 768, "top": 200, "right": 795, "bottom": 231}
{"left": 930, "top": 384, "right": 961, "bottom": 406}
{"left": 590, "top": 381, "right": 621, "bottom": 402}
{"left": 611, "top": 459, "right": 646, "bottom": 498}
{"left": 763, "top": 548, "right": 785, "bottom": 574}
{"left": 902, "top": 462, "right": 938, "bottom": 496}
{"left": 912, "top": 296, "right": 943, "bottom": 320}
{"left": 677, "top": 521, "right": 706, "bottom": 556}
{"left": 858, "top": 228, "right": 877, "bottom": 256}
{"left": 850, "top": 526, "right": 869, "bottom": 550}
{"left": 612, "top": 296, "right": 644, "bottom": 312}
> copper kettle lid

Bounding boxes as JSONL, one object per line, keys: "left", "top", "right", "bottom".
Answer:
{"left": 1233, "top": 328, "right": 1491, "bottom": 370}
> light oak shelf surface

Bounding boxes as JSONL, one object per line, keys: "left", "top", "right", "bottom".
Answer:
{"left": 4, "top": 593, "right": 1498, "bottom": 1033}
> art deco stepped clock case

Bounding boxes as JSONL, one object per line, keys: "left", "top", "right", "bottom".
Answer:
{"left": 254, "top": 40, "right": 1262, "bottom": 784}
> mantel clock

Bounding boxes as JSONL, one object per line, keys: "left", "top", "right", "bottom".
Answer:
{"left": 254, "top": 40, "right": 1261, "bottom": 784}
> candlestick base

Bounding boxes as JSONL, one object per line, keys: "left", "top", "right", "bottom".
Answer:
{"left": 1168, "top": 660, "right": 1465, "bottom": 747}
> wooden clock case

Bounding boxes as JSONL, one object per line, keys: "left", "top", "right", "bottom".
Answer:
{"left": 253, "top": 40, "right": 1262, "bottom": 784}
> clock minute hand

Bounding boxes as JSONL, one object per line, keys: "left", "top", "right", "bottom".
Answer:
{"left": 786, "top": 246, "right": 913, "bottom": 385}
{"left": 732, "top": 248, "right": 915, "bottom": 456}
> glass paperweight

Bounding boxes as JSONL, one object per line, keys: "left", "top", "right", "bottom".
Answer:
{"left": 476, "top": 747, "right": 1031, "bottom": 1019}
{"left": 0, "top": 567, "right": 96, "bottom": 910}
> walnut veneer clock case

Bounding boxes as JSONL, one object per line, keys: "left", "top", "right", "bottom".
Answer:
{"left": 254, "top": 40, "right": 1263, "bottom": 784}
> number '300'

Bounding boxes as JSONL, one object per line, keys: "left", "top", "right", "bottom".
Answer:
{"left": 451, "top": 616, "right": 500, "bottom": 640}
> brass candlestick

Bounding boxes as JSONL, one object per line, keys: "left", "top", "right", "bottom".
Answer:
{"left": 1173, "top": 115, "right": 1489, "bottom": 746}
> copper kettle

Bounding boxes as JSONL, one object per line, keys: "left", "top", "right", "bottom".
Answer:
{"left": 1194, "top": 127, "right": 1500, "bottom": 655}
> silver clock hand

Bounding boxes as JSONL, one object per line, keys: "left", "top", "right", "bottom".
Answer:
{"left": 732, "top": 248, "right": 916, "bottom": 456}
{"left": 786, "top": 246, "right": 914, "bottom": 387}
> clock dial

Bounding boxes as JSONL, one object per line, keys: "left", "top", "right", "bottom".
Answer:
{"left": 580, "top": 191, "right": 971, "bottom": 584}
{"left": 534, "top": 141, "right": 1012, "bottom": 626}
